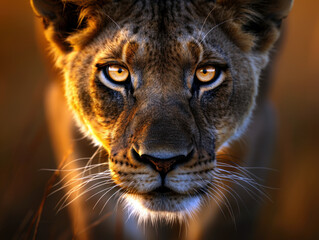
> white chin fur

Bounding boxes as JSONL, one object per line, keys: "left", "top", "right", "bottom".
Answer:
{"left": 122, "top": 193, "right": 201, "bottom": 225}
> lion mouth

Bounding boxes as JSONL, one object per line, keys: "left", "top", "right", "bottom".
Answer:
{"left": 147, "top": 186, "right": 176, "bottom": 196}
{"left": 123, "top": 191, "right": 203, "bottom": 220}
{"left": 122, "top": 185, "right": 207, "bottom": 217}
{"left": 146, "top": 186, "right": 207, "bottom": 198}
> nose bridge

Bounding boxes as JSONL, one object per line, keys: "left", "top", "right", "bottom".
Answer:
{"left": 133, "top": 96, "right": 194, "bottom": 159}
{"left": 143, "top": 115, "right": 192, "bottom": 156}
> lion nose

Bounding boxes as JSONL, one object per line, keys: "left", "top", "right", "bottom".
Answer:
{"left": 131, "top": 112, "right": 195, "bottom": 178}
{"left": 132, "top": 148, "right": 194, "bottom": 177}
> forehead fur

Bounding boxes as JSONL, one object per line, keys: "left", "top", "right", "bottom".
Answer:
{"left": 31, "top": 0, "right": 292, "bottom": 56}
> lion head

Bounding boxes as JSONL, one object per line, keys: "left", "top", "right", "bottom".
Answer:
{"left": 32, "top": 0, "right": 293, "bottom": 223}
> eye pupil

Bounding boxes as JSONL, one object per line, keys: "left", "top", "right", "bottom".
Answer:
{"left": 202, "top": 69, "right": 207, "bottom": 74}
{"left": 118, "top": 68, "right": 123, "bottom": 74}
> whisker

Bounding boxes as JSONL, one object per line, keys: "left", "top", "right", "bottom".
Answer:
{"left": 212, "top": 171, "right": 269, "bottom": 202}
{"left": 103, "top": 12, "right": 133, "bottom": 46}
{"left": 197, "top": 5, "right": 217, "bottom": 42}
{"left": 82, "top": 146, "right": 102, "bottom": 178}
{"left": 57, "top": 177, "right": 112, "bottom": 212}
{"left": 216, "top": 161, "right": 276, "bottom": 182}
{"left": 199, "top": 18, "right": 239, "bottom": 44}
{"left": 56, "top": 172, "right": 108, "bottom": 209}
{"left": 100, "top": 188, "right": 123, "bottom": 214}
{"left": 203, "top": 184, "right": 227, "bottom": 219}
{"left": 207, "top": 183, "right": 236, "bottom": 224}
{"left": 42, "top": 162, "right": 108, "bottom": 173}
{"left": 50, "top": 167, "right": 110, "bottom": 193}
{"left": 86, "top": 181, "right": 115, "bottom": 201}
{"left": 93, "top": 184, "right": 120, "bottom": 210}
{"left": 210, "top": 178, "right": 241, "bottom": 214}
{"left": 61, "top": 157, "right": 92, "bottom": 169}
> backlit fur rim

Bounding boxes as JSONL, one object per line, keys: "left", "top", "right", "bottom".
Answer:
{"left": 121, "top": 194, "right": 202, "bottom": 226}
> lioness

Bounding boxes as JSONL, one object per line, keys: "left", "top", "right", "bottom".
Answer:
{"left": 31, "top": 0, "right": 293, "bottom": 239}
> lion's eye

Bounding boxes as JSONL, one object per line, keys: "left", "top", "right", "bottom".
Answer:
{"left": 195, "top": 66, "right": 219, "bottom": 83}
{"left": 104, "top": 65, "right": 129, "bottom": 82}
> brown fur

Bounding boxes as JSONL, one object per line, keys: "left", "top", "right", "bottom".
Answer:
{"left": 31, "top": 0, "right": 293, "bottom": 239}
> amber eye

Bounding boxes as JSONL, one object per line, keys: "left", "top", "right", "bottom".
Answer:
{"left": 105, "top": 65, "right": 129, "bottom": 82}
{"left": 195, "top": 66, "right": 219, "bottom": 83}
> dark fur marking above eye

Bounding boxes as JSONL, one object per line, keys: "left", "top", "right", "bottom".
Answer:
{"left": 132, "top": 26, "right": 140, "bottom": 34}
{"left": 243, "top": 19, "right": 269, "bottom": 36}
{"left": 187, "top": 41, "right": 201, "bottom": 65}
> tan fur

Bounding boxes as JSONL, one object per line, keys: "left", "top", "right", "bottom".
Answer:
{"left": 32, "top": 0, "right": 293, "bottom": 239}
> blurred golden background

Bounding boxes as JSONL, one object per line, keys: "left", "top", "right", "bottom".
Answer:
{"left": 0, "top": 0, "right": 318, "bottom": 239}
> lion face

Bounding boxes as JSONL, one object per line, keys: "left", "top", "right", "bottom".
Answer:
{"left": 63, "top": 20, "right": 263, "bottom": 221}
{"left": 32, "top": 0, "right": 293, "bottom": 222}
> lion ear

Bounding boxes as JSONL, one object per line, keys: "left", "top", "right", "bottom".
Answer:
{"left": 217, "top": 0, "right": 294, "bottom": 51}
{"left": 31, "top": 0, "right": 101, "bottom": 54}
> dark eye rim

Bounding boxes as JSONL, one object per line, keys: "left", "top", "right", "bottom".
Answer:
{"left": 96, "top": 62, "right": 131, "bottom": 85}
